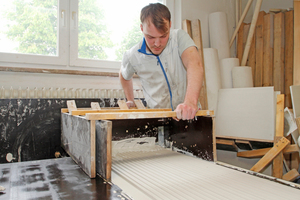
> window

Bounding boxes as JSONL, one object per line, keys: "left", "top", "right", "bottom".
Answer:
{"left": 0, "top": 0, "right": 167, "bottom": 72}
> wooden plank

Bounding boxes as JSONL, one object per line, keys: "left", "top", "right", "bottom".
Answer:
{"left": 67, "top": 100, "right": 77, "bottom": 113}
{"left": 294, "top": 0, "right": 300, "bottom": 85}
{"left": 216, "top": 136, "right": 273, "bottom": 144}
{"left": 282, "top": 169, "right": 300, "bottom": 182}
{"left": 273, "top": 12, "right": 285, "bottom": 94}
{"left": 182, "top": 19, "right": 192, "bottom": 38}
{"left": 61, "top": 113, "right": 95, "bottom": 178}
{"left": 71, "top": 108, "right": 172, "bottom": 116}
{"left": 191, "top": 19, "right": 208, "bottom": 110}
{"left": 90, "top": 120, "right": 96, "bottom": 178}
{"left": 216, "top": 139, "right": 238, "bottom": 152}
{"left": 263, "top": 13, "right": 274, "bottom": 86}
{"left": 284, "top": 10, "right": 294, "bottom": 108}
{"left": 250, "top": 137, "right": 290, "bottom": 173}
{"left": 236, "top": 22, "right": 245, "bottom": 64}
{"left": 95, "top": 120, "right": 112, "bottom": 181}
{"left": 134, "top": 99, "right": 146, "bottom": 109}
{"left": 117, "top": 99, "right": 129, "bottom": 110}
{"left": 255, "top": 11, "right": 266, "bottom": 87}
{"left": 273, "top": 94, "right": 285, "bottom": 178}
{"left": 241, "top": 0, "right": 263, "bottom": 66}
{"left": 85, "top": 110, "right": 214, "bottom": 120}
{"left": 237, "top": 144, "right": 299, "bottom": 158}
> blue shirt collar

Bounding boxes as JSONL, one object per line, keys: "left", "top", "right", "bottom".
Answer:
{"left": 138, "top": 38, "right": 154, "bottom": 56}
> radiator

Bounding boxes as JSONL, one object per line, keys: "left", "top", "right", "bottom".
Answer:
{"left": 0, "top": 86, "right": 144, "bottom": 99}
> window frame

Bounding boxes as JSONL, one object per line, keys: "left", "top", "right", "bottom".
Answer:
{"left": 0, "top": 0, "right": 172, "bottom": 73}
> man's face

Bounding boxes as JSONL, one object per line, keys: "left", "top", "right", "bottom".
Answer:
{"left": 140, "top": 19, "right": 171, "bottom": 55}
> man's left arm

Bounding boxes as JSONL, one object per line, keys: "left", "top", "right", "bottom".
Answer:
{"left": 175, "top": 46, "right": 204, "bottom": 120}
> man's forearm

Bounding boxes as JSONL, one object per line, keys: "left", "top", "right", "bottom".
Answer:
{"left": 119, "top": 70, "right": 135, "bottom": 101}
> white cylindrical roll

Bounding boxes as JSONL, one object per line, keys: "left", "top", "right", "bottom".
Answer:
{"left": 209, "top": 12, "right": 231, "bottom": 60}
{"left": 203, "top": 48, "right": 222, "bottom": 111}
{"left": 232, "top": 66, "right": 254, "bottom": 88}
{"left": 219, "top": 58, "right": 240, "bottom": 89}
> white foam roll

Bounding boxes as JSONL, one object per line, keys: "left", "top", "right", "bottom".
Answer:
{"left": 208, "top": 12, "right": 230, "bottom": 60}
{"left": 232, "top": 66, "right": 254, "bottom": 88}
{"left": 219, "top": 58, "right": 240, "bottom": 89}
{"left": 203, "top": 48, "right": 222, "bottom": 111}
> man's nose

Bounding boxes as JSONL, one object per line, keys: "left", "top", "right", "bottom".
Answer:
{"left": 154, "top": 38, "right": 161, "bottom": 46}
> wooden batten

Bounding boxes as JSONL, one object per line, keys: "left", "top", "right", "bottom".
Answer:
{"left": 237, "top": 22, "right": 245, "bottom": 64}
{"left": 273, "top": 94, "right": 285, "bottom": 178}
{"left": 247, "top": 23, "right": 256, "bottom": 83}
{"left": 182, "top": 19, "right": 192, "bottom": 38}
{"left": 255, "top": 11, "right": 266, "bottom": 87}
{"left": 284, "top": 10, "right": 294, "bottom": 108}
{"left": 191, "top": 19, "right": 208, "bottom": 110}
{"left": 250, "top": 137, "right": 290, "bottom": 173}
{"left": 294, "top": 0, "right": 300, "bottom": 85}
{"left": 263, "top": 13, "right": 274, "bottom": 86}
{"left": 117, "top": 99, "right": 129, "bottom": 110}
{"left": 273, "top": 12, "right": 285, "bottom": 95}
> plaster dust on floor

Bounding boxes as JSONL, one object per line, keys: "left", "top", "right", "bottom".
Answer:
{"left": 111, "top": 137, "right": 300, "bottom": 200}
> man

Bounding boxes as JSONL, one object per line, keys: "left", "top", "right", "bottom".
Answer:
{"left": 119, "top": 3, "right": 203, "bottom": 120}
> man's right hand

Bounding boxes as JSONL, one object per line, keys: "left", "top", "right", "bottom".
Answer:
{"left": 126, "top": 101, "right": 136, "bottom": 108}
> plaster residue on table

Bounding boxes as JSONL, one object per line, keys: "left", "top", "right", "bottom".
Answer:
{"left": 111, "top": 138, "right": 300, "bottom": 200}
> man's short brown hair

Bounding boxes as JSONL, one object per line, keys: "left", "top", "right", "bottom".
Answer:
{"left": 140, "top": 3, "right": 171, "bottom": 33}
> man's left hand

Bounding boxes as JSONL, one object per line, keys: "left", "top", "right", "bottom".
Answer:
{"left": 174, "top": 102, "right": 198, "bottom": 120}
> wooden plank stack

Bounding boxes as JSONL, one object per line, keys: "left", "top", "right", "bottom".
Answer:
{"left": 237, "top": 9, "right": 294, "bottom": 108}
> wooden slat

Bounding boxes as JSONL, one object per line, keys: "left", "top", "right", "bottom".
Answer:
{"left": 91, "top": 102, "right": 101, "bottom": 110}
{"left": 85, "top": 110, "right": 214, "bottom": 120}
{"left": 191, "top": 19, "right": 208, "bottom": 110}
{"left": 67, "top": 100, "right": 77, "bottom": 113}
{"left": 117, "top": 99, "right": 129, "bottom": 110}
{"left": 237, "top": 22, "right": 245, "bottom": 64}
{"left": 273, "top": 12, "right": 285, "bottom": 94}
{"left": 294, "top": 0, "right": 300, "bottom": 85}
{"left": 134, "top": 99, "right": 146, "bottom": 109}
{"left": 182, "top": 19, "right": 192, "bottom": 38}
{"left": 282, "top": 169, "right": 300, "bottom": 182}
{"left": 273, "top": 94, "right": 285, "bottom": 178}
{"left": 284, "top": 10, "right": 294, "bottom": 108}
{"left": 255, "top": 11, "right": 266, "bottom": 87}
{"left": 247, "top": 23, "right": 256, "bottom": 83}
{"left": 263, "top": 13, "right": 274, "bottom": 86}
{"left": 71, "top": 108, "right": 172, "bottom": 116}
{"left": 237, "top": 144, "right": 299, "bottom": 158}
{"left": 250, "top": 137, "right": 290, "bottom": 173}
{"left": 243, "top": 23, "right": 250, "bottom": 61}
{"left": 241, "top": 0, "right": 263, "bottom": 66}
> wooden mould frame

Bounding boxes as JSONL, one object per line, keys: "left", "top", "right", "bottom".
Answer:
{"left": 61, "top": 107, "right": 215, "bottom": 180}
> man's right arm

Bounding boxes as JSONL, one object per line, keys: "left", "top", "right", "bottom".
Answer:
{"left": 119, "top": 70, "right": 135, "bottom": 108}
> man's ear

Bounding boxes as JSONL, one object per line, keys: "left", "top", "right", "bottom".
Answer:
{"left": 140, "top": 24, "right": 143, "bottom": 32}
{"left": 169, "top": 21, "right": 172, "bottom": 29}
